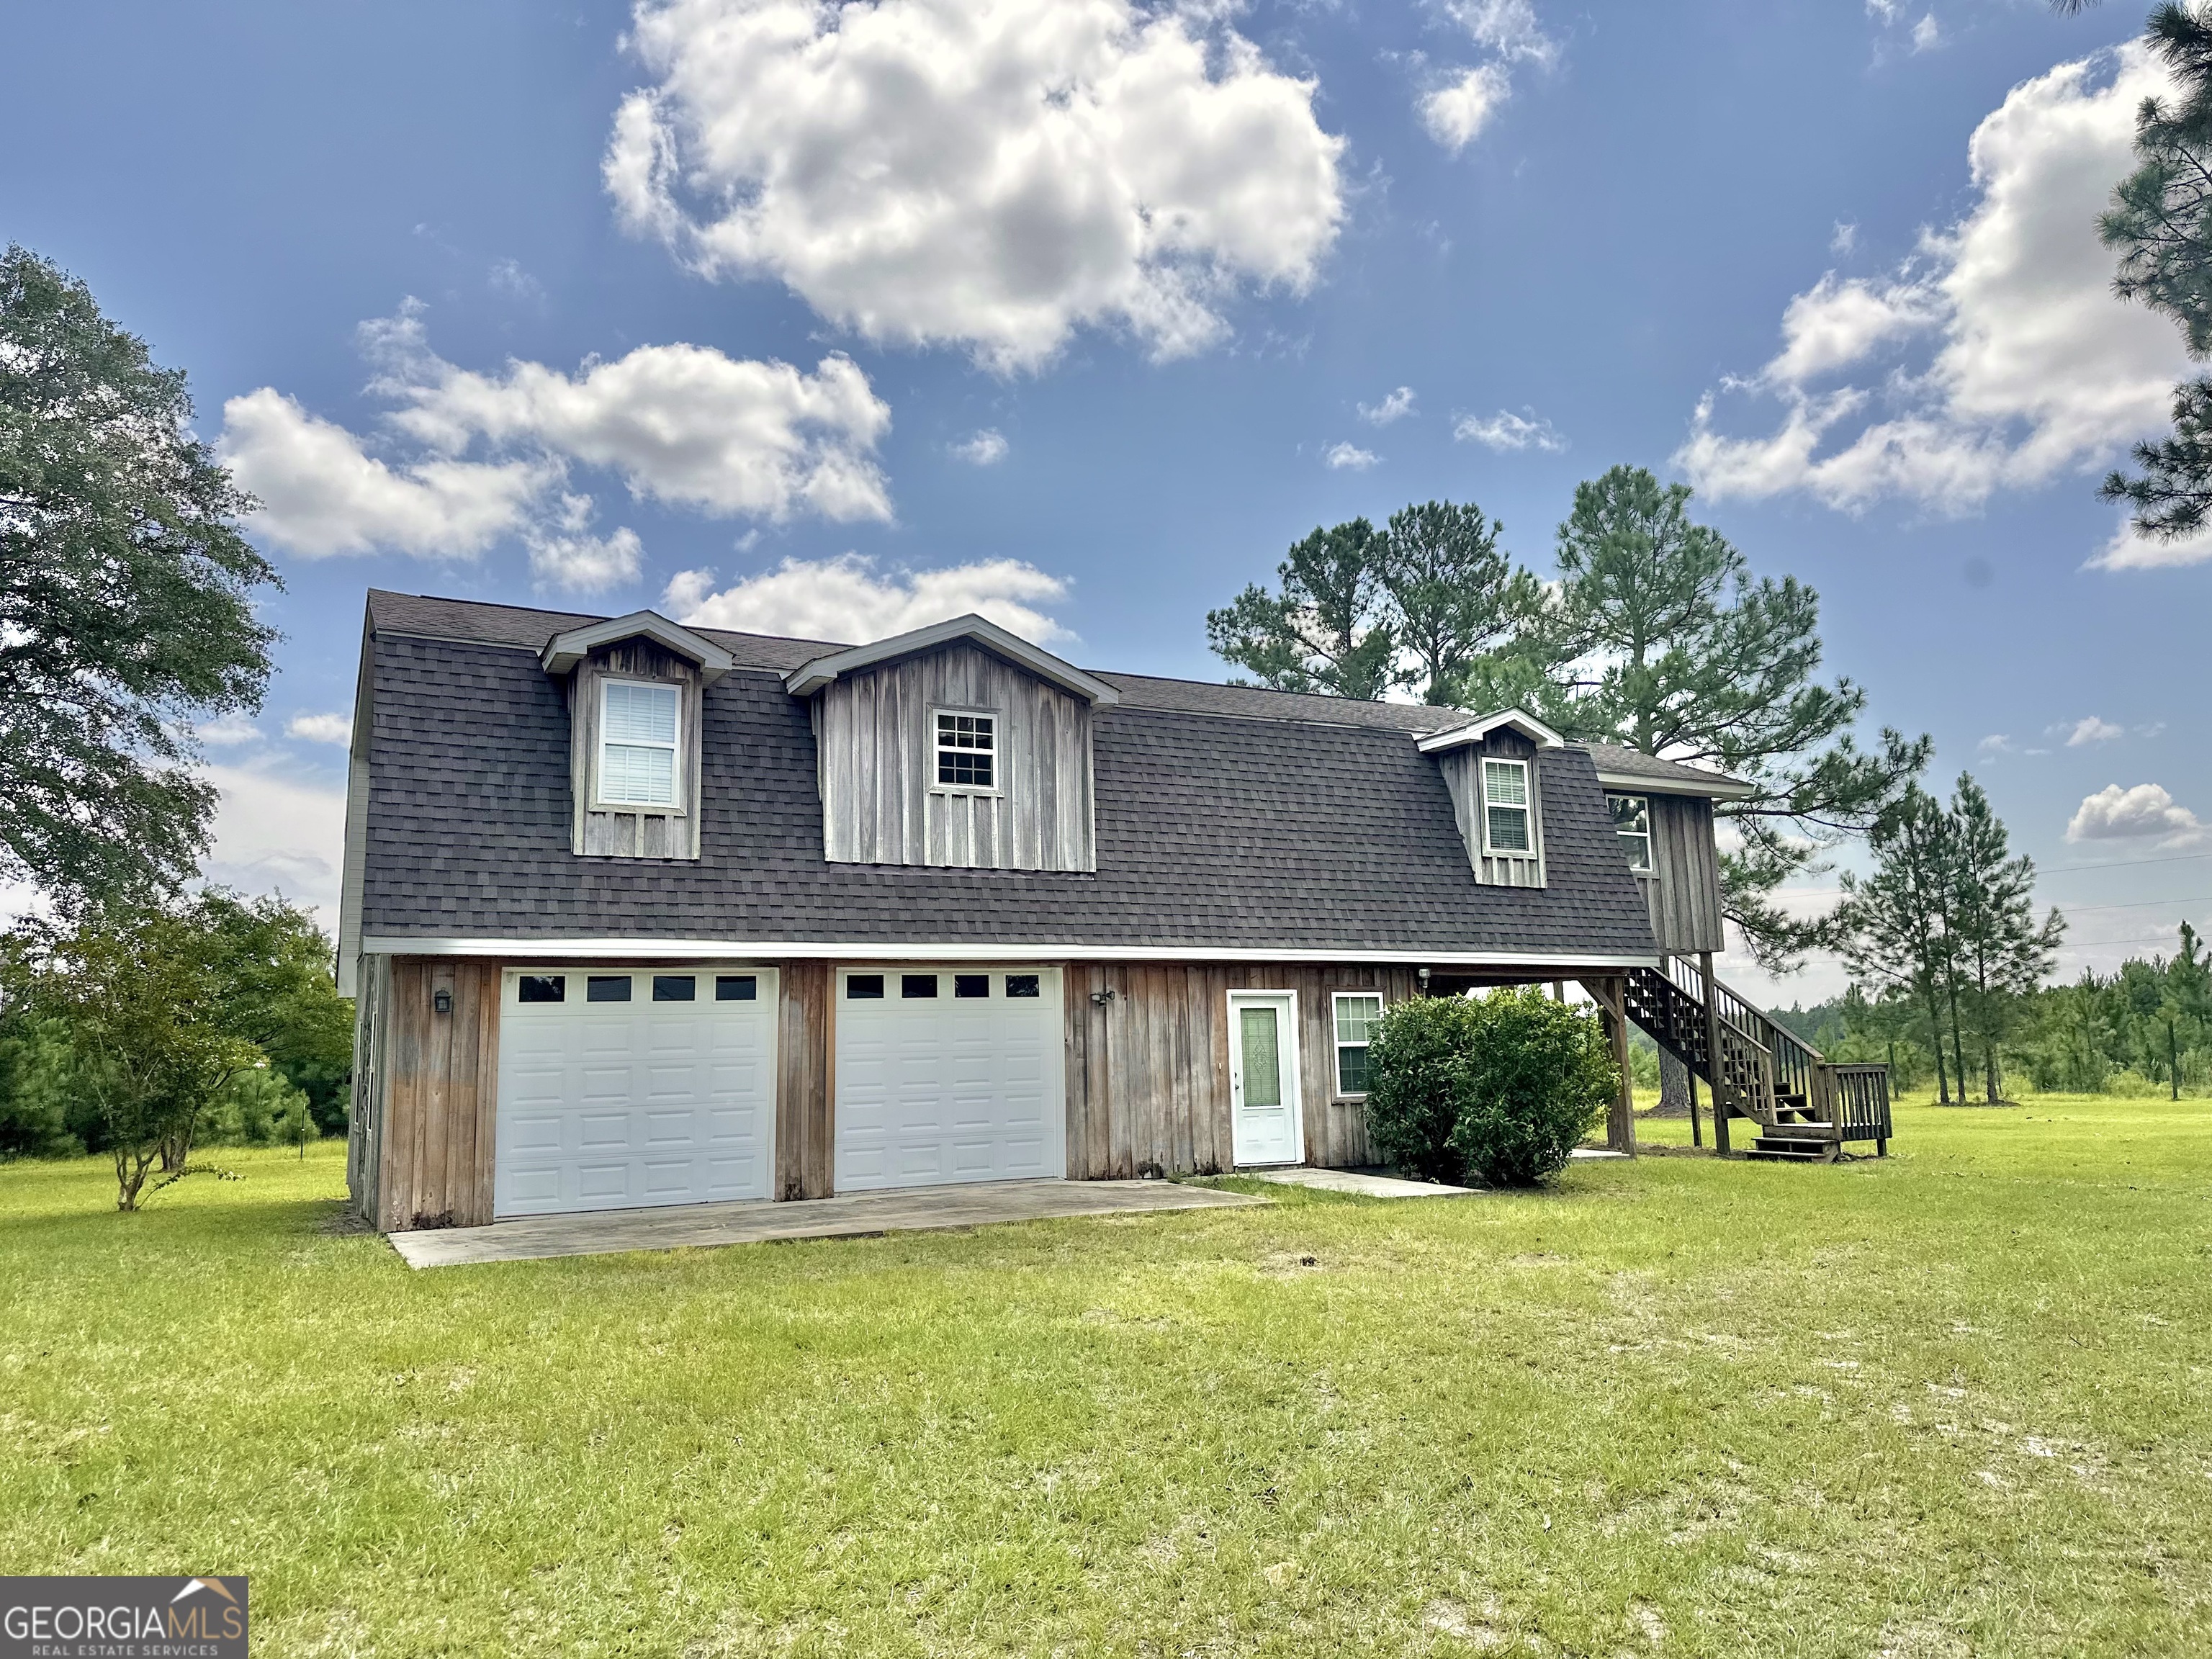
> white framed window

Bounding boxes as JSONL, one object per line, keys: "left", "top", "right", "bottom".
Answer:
{"left": 932, "top": 708, "right": 999, "bottom": 793}
{"left": 599, "top": 679, "right": 681, "bottom": 808}
{"left": 1607, "top": 793, "right": 1653, "bottom": 872}
{"left": 1481, "top": 757, "right": 1533, "bottom": 855}
{"left": 1333, "top": 992, "right": 1383, "bottom": 1097}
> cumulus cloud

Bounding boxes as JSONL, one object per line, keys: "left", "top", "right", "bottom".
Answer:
{"left": 202, "top": 762, "right": 350, "bottom": 928}
{"left": 2063, "top": 715, "right": 2123, "bottom": 747}
{"left": 196, "top": 716, "right": 264, "bottom": 747}
{"left": 287, "top": 713, "right": 354, "bottom": 746}
{"left": 606, "top": 0, "right": 1345, "bottom": 372}
{"left": 219, "top": 303, "right": 893, "bottom": 590}
{"left": 1358, "top": 386, "right": 1416, "bottom": 426}
{"left": 2090, "top": 515, "right": 2212, "bottom": 570}
{"left": 664, "top": 554, "right": 1074, "bottom": 646}
{"left": 1677, "top": 46, "right": 2190, "bottom": 518}
{"left": 2066, "top": 782, "right": 2209, "bottom": 845}
{"left": 952, "top": 429, "right": 1010, "bottom": 465}
{"left": 1977, "top": 734, "right": 2014, "bottom": 756}
{"left": 1454, "top": 408, "right": 1566, "bottom": 451}
{"left": 1323, "top": 441, "right": 1378, "bottom": 470}
{"left": 1421, "top": 1, "right": 1555, "bottom": 152}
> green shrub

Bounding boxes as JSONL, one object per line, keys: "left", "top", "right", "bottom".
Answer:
{"left": 1365, "top": 988, "right": 1617, "bottom": 1187}
{"left": 1363, "top": 995, "right": 1483, "bottom": 1183}
{"left": 1447, "top": 987, "right": 1615, "bottom": 1187}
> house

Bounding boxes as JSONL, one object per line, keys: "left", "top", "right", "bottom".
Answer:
{"left": 339, "top": 590, "right": 1869, "bottom": 1233}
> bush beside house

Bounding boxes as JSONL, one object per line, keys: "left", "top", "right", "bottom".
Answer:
{"left": 1366, "top": 987, "right": 1616, "bottom": 1187}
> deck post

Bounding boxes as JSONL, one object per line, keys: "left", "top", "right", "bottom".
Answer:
{"left": 1606, "top": 974, "right": 1636, "bottom": 1155}
{"left": 1701, "top": 949, "right": 1729, "bottom": 1154}
{"left": 1688, "top": 1069, "right": 1702, "bottom": 1148}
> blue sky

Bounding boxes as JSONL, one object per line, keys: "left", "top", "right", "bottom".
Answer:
{"left": 5, "top": 0, "right": 2206, "bottom": 1000}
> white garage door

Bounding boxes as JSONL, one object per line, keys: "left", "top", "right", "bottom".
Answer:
{"left": 495, "top": 965, "right": 778, "bottom": 1218}
{"left": 835, "top": 966, "right": 1065, "bottom": 1192}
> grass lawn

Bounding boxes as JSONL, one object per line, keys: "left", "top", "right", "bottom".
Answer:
{"left": 4, "top": 1099, "right": 2211, "bottom": 1656}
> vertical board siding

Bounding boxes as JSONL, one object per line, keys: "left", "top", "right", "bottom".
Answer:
{"left": 1439, "top": 731, "right": 1546, "bottom": 888}
{"left": 1640, "top": 793, "right": 1724, "bottom": 955}
{"left": 818, "top": 642, "right": 1096, "bottom": 871}
{"left": 571, "top": 639, "right": 703, "bottom": 860}
{"left": 346, "top": 953, "right": 392, "bottom": 1220}
{"left": 1061, "top": 961, "right": 1419, "bottom": 1176}
{"left": 775, "top": 960, "right": 835, "bottom": 1200}
{"left": 375, "top": 957, "right": 501, "bottom": 1231}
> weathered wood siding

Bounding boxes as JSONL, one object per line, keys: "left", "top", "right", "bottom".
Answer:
{"left": 775, "top": 959, "right": 835, "bottom": 1200}
{"left": 374, "top": 958, "right": 501, "bottom": 1230}
{"left": 817, "top": 642, "right": 1095, "bottom": 871}
{"left": 1439, "top": 729, "right": 1546, "bottom": 888}
{"left": 346, "top": 952, "right": 392, "bottom": 1220}
{"left": 1063, "top": 962, "right": 1421, "bottom": 1177}
{"left": 1638, "top": 793, "right": 1725, "bottom": 955}
{"left": 568, "top": 638, "right": 704, "bottom": 860}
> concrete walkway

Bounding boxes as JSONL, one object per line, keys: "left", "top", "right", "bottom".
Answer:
{"left": 387, "top": 1178, "right": 1265, "bottom": 1269}
{"left": 1242, "top": 1166, "right": 1480, "bottom": 1198}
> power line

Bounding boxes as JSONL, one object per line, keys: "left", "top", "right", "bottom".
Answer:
{"left": 2050, "top": 894, "right": 2212, "bottom": 916}
{"left": 2041, "top": 850, "right": 2212, "bottom": 878}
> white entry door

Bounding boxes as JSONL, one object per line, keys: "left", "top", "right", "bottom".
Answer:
{"left": 835, "top": 966, "right": 1065, "bottom": 1191}
{"left": 494, "top": 965, "right": 777, "bottom": 1218}
{"left": 1228, "top": 991, "right": 1303, "bottom": 1167}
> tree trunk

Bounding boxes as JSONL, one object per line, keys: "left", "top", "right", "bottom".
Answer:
{"left": 1924, "top": 985, "right": 1951, "bottom": 1104}
{"left": 1655, "top": 1049, "right": 1692, "bottom": 1118}
{"left": 1943, "top": 974, "right": 1970, "bottom": 1110}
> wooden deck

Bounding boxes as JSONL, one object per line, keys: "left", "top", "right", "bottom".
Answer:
{"left": 387, "top": 1177, "right": 1266, "bottom": 1269}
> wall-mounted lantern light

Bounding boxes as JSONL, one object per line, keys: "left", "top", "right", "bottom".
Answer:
{"left": 432, "top": 988, "right": 454, "bottom": 1015}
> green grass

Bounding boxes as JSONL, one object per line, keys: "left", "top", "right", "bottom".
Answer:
{"left": 4, "top": 1100, "right": 2211, "bottom": 1656}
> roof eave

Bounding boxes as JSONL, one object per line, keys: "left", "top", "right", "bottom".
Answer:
{"left": 541, "top": 611, "right": 737, "bottom": 684}
{"left": 1414, "top": 707, "right": 1567, "bottom": 754}
{"left": 1592, "top": 768, "right": 1758, "bottom": 801}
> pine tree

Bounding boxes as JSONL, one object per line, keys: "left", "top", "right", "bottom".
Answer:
{"left": 1837, "top": 786, "right": 1963, "bottom": 1105}
{"left": 1205, "top": 518, "right": 1396, "bottom": 699}
{"left": 1536, "top": 466, "right": 1928, "bottom": 970}
{"left": 1947, "top": 775, "right": 2064, "bottom": 1102}
{"left": 1373, "top": 500, "right": 1543, "bottom": 707}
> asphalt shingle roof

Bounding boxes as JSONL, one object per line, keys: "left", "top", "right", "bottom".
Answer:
{"left": 357, "top": 592, "right": 1662, "bottom": 960}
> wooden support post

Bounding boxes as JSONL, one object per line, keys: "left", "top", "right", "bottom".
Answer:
{"left": 1552, "top": 979, "right": 1565, "bottom": 1002}
{"left": 1701, "top": 948, "right": 1729, "bottom": 1155}
{"left": 1688, "top": 1069, "right": 1702, "bottom": 1148}
{"left": 1606, "top": 974, "right": 1635, "bottom": 1155}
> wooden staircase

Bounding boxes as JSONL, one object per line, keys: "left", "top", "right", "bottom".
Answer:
{"left": 1622, "top": 960, "right": 1892, "bottom": 1163}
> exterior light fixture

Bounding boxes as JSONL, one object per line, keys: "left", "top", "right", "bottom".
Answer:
{"left": 432, "top": 988, "right": 454, "bottom": 1015}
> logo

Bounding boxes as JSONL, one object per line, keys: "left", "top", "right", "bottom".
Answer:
{"left": 1, "top": 1575, "right": 247, "bottom": 1658}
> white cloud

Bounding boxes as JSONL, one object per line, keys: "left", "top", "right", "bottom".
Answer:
{"left": 2090, "top": 513, "right": 2212, "bottom": 570}
{"left": 286, "top": 713, "right": 354, "bottom": 746}
{"left": 664, "top": 553, "right": 1074, "bottom": 646}
{"left": 2063, "top": 715, "right": 2123, "bottom": 747}
{"left": 1911, "top": 13, "right": 1941, "bottom": 53}
{"left": 1678, "top": 45, "right": 2190, "bottom": 516}
{"left": 487, "top": 258, "right": 545, "bottom": 302}
{"left": 202, "top": 763, "right": 349, "bottom": 930}
{"left": 1977, "top": 733, "right": 2014, "bottom": 756}
{"left": 219, "top": 387, "right": 551, "bottom": 559}
{"left": 220, "top": 304, "right": 893, "bottom": 588}
{"left": 607, "top": 0, "right": 1345, "bottom": 372}
{"left": 2066, "top": 782, "right": 2209, "bottom": 845}
{"left": 1357, "top": 386, "right": 1416, "bottom": 426}
{"left": 1454, "top": 408, "right": 1566, "bottom": 451}
{"left": 952, "top": 429, "right": 1010, "bottom": 466}
{"left": 197, "top": 716, "right": 264, "bottom": 747}
{"left": 1866, "top": 0, "right": 1903, "bottom": 21}
{"left": 1421, "top": 63, "right": 1512, "bottom": 151}
{"left": 1421, "top": 1, "right": 1555, "bottom": 153}
{"left": 1830, "top": 220, "right": 1858, "bottom": 256}
{"left": 1323, "top": 441, "right": 1378, "bottom": 470}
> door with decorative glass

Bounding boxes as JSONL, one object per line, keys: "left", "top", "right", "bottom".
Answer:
{"left": 1227, "top": 991, "right": 1303, "bottom": 1166}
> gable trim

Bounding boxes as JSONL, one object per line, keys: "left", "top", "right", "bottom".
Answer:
{"left": 541, "top": 611, "right": 737, "bottom": 684}
{"left": 784, "top": 613, "right": 1120, "bottom": 705}
{"left": 1416, "top": 708, "right": 1566, "bottom": 753}
{"left": 1591, "top": 767, "right": 1758, "bottom": 801}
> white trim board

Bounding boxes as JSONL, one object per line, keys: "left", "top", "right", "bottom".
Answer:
{"left": 361, "top": 935, "right": 1659, "bottom": 970}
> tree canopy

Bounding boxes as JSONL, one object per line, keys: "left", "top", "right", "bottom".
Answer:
{"left": 0, "top": 246, "right": 279, "bottom": 909}
{"left": 2098, "top": 5, "right": 2212, "bottom": 539}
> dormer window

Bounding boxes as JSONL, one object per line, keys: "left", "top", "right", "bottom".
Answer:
{"left": 601, "top": 680, "right": 681, "bottom": 808}
{"left": 934, "top": 710, "right": 998, "bottom": 793}
{"left": 1607, "top": 793, "right": 1653, "bottom": 871}
{"left": 1481, "top": 757, "right": 1532, "bottom": 855}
